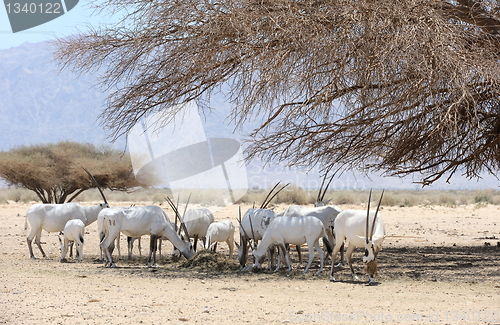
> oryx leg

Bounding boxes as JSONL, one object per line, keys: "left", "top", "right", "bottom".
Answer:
{"left": 60, "top": 238, "right": 70, "bottom": 262}
{"left": 303, "top": 238, "right": 317, "bottom": 274}
{"left": 100, "top": 225, "right": 119, "bottom": 268}
{"left": 27, "top": 227, "right": 43, "bottom": 259}
{"left": 315, "top": 239, "right": 324, "bottom": 274}
{"left": 345, "top": 244, "right": 359, "bottom": 281}
{"left": 268, "top": 245, "right": 276, "bottom": 270}
{"left": 336, "top": 243, "right": 345, "bottom": 268}
{"left": 69, "top": 241, "right": 74, "bottom": 258}
{"left": 148, "top": 234, "right": 159, "bottom": 268}
{"left": 76, "top": 236, "right": 83, "bottom": 263}
{"left": 274, "top": 246, "right": 284, "bottom": 272}
{"left": 329, "top": 238, "right": 345, "bottom": 282}
{"left": 138, "top": 237, "right": 142, "bottom": 257}
{"left": 212, "top": 242, "right": 218, "bottom": 253}
{"left": 34, "top": 230, "right": 46, "bottom": 258}
{"left": 193, "top": 235, "right": 198, "bottom": 252}
{"left": 281, "top": 243, "right": 292, "bottom": 272}
{"left": 227, "top": 236, "right": 234, "bottom": 259}
{"left": 296, "top": 245, "right": 302, "bottom": 265}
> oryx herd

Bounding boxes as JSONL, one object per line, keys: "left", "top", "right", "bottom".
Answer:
{"left": 24, "top": 170, "right": 386, "bottom": 285}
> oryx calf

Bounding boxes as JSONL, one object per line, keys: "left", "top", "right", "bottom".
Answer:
{"left": 58, "top": 219, "right": 85, "bottom": 263}
{"left": 329, "top": 190, "right": 386, "bottom": 285}
{"left": 205, "top": 220, "right": 235, "bottom": 258}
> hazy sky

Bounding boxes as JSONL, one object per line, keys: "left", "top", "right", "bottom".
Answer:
{"left": 0, "top": 2, "right": 108, "bottom": 50}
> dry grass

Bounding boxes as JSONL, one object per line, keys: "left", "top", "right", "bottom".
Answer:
{"left": 1, "top": 186, "right": 500, "bottom": 207}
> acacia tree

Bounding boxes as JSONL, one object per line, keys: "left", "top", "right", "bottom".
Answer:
{"left": 0, "top": 141, "right": 139, "bottom": 203}
{"left": 54, "top": 0, "right": 500, "bottom": 185}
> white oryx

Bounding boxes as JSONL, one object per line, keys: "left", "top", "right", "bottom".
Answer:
{"left": 237, "top": 183, "right": 289, "bottom": 268}
{"left": 238, "top": 208, "right": 277, "bottom": 268}
{"left": 99, "top": 205, "right": 194, "bottom": 267}
{"left": 58, "top": 219, "right": 85, "bottom": 263}
{"left": 248, "top": 216, "right": 332, "bottom": 274}
{"left": 26, "top": 202, "right": 108, "bottom": 259}
{"left": 329, "top": 190, "right": 386, "bottom": 285}
{"left": 276, "top": 173, "right": 341, "bottom": 263}
{"left": 176, "top": 208, "right": 214, "bottom": 252}
{"left": 205, "top": 220, "right": 235, "bottom": 258}
{"left": 25, "top": 168, "right": 109, "bottom": 259}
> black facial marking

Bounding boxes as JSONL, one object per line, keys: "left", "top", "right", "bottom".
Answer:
{"left": 364, "top": 249, "right": 369, "bottom": 257}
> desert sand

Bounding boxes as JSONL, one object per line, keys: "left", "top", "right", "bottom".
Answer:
{"left": 1, "top": 201, "right": 499, "bottom": 324}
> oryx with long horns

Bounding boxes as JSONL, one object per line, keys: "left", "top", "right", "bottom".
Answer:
{"left": 237, "top": 182, "right": 289, "bottom": 268}
{"left": 329, "top": 190, "right": 386, "bottom": 285}
{"left": 276, "top": 172, "right": 342, "bottom": 264}
{"left": 25, "top": 167, "right": 109, "bottom": 259}
{"left": 99, "top": 198, "right": 194, "bottom": 268}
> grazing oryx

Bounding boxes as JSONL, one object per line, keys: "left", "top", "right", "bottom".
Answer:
{"left": 175, "top": 208, "right": 214, "bottom": 252}
{"left": 329, "top": 190, "right": 386, "bottom": 285}
{"left": 99, "top": 205, "right": 194, "bottom": 267}
{"left": 276, "top": 173, "right": 341, "bottom": 264}
{"left": 237, "top": 183, "right": 289, "bottom": 268}
{"left": 58, "top": 219, "right": 85, "bottom": 263}
{"left": 248, "top": 216, "right": 332, "bottom": 274}
{"left": 238, "top": 208, "right": 277, "bottom": 268}
{"left": 205, "top": 220, "right": 235, "bottom": 258}
{"left": 25, "top": 168, "right": 109, "bottom": 259}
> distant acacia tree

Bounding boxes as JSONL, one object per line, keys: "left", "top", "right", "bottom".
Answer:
{"left": 54, "top": 0, "right": 500, "bottom": 185}
{"left": 0, "top": 141, "right": 139, "bottom": 203}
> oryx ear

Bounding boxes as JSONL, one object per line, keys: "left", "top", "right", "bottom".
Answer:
{"left": 325, "top": 198, "right": 332, "bottom": 204}
{"left": 357, "top": 235, "right": 368, "bottom": 242}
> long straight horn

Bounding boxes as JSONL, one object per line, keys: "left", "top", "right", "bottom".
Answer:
{"left": 262, "top": 183, "right": 290, "bottom": 209}
{"left": 366, "top": 189, "right": 372, "bottom": 244}
{"left": 260, "top": 182, "right": 281, "bottom": 209}
{"left": 320, "top": 175, "right": 335, "bottom": 202}
{"left": 370, "top": 190, "right": 384, "bottom": 241}
{"left": 165, "top": 196, "right": 189, "bottom": 238}
{"left": 81, "top": 167, "right": 108, "bottom": 205}
{"left": 180, "top": 194, "right": 191, "bottom": 238}
{"left": 237, "top": 206, "right": 254, "bottom": 252}
{"left": 174, "top": 194, "right": 180, "bottom": 232}
{"left": 248, "top": 213, "right": 257, "bottom": 250}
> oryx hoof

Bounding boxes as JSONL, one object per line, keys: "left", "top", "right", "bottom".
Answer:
{"left": 329, "top": 276, "right": 336, "bottom": 282}
{"left": 353, "top": 275, "right": 360, "bottom": 281}
{"left": 315, "top": 270, "right": 323, "bottom": 275}
{"left": 335, "top": 263, "right": 343, "bottom": 268}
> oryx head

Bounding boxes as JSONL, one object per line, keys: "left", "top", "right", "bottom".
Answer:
{"left": 82, "top": 167, "right": 109, "bottom": 208}
{"left": 362, "top": 189, "right": 384, "bottom": 264}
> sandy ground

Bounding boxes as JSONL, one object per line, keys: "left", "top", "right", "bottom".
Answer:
{"left": 1, "top": 201, "right": 499, "bottom": 324}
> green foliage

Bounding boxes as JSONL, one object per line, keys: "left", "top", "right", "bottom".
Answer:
{"left": 0, "top": 141, "right": 140, "bottom": 203}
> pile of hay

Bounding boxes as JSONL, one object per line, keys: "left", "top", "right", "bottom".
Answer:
{"left": 364, "top": 260, "right": 378, "bottom": 275}
{"left": 180, "top": 250, "right": 240, "bottom": 271}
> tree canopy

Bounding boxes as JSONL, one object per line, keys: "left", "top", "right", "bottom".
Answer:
{"left": 54, "top": 0, "right": 500, "bottom": 185}
{"left": 0, "top": 141, "right": 139, "bottom": 203}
